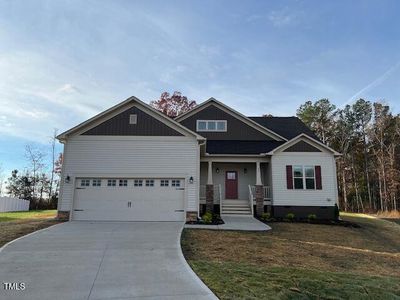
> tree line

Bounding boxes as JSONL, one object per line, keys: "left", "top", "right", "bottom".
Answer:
{"left": 297, "top": 99, "right": 399, "bottom": 213}
{"left": 0, "top": 130, "right": 63, "bottom": 210}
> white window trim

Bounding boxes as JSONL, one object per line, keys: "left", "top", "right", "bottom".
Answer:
{"left": 196, "top": 120, "right": 227, "bottom": 132}
{"left": 293, "top": 165, "right": 316, "bottom": 190}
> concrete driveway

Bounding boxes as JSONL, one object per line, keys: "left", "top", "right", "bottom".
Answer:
{"left": 0, "top": 222, "right": 217, "bottom": 300}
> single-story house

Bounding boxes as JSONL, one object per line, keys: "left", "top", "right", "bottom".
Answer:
{"left": 56, "top": 96, "right": 340, "bottom": 222}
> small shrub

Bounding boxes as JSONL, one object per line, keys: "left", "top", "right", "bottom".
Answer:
{"left": 285, "top": 213, "right": 295, "bottom": 221}
{"left": 202, "top": 212, "right": 213, "bottom": 224}
{"left": 308, "top": 214, "right": 317, "bottom": 221}
{"left": 260, "top": 212, "right": 271, "bottom": 221}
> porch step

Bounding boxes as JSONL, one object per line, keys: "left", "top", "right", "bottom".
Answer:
{"left": 221, "top": 204, "right": 252, "bottom": 215}
{"left": 222, "top": 200, "right": 249, "bottom": 205}
{"left": 221, "top": 209, "right": 252, "bottom": 215}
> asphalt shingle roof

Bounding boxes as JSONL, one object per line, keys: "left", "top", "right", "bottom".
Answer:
{"left": 206, "top": 140, "right": 285, "bottom": 154}
{"left": 249, "top": 116, "right": 319, "bottom": 140}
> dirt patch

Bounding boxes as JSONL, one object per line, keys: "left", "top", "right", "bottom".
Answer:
{"left": 0, "top": 219, "right": 63, "bottom": 248}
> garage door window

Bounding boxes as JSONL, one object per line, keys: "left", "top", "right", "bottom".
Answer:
{"left": 119, "top": 179, "right": 128, "bottom": 187}
{"left": 160, "top": 179, "right": 169, "bottom": 187}
{"left": 81, "top": 179, "right": 90, "bottom": 187}
{"left": 171, "top": 180, "right": 180, "bottom": 187}
{"left": 134, "top": 179, "right": 143, "bottom": 186}
{"left": 92, "top": 179, "right": 101, "bottom": 187}
{"left": 145, "top": 179, "right": 154, "bottom": 187}
{"left": 107, "top": 179, "right": 117, "bottom": 186}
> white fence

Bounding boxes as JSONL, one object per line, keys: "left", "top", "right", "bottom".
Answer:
{"left": 0, "top": 197, "right": 30, "bottom": 212}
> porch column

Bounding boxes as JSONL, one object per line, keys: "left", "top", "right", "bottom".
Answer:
{"left": 206, "top": 161, "right": 214, "bottom": 213}
{"left": 255, "top": 161, "right": 264, "bottom": 216}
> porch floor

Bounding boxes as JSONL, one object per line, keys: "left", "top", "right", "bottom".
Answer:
{"left": 184, "top": 215, "right": 271, "bottom": 231}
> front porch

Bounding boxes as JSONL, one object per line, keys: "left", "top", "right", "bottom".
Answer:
{"left": 199, "top": 160, "right": 272, "bottom": 216}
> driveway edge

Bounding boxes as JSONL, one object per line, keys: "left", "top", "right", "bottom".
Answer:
{"left": 0, "top": 221, "right": 65, "bottom": 254}
{"left": 177, "top": 226, "right": 219, "bottom": 300}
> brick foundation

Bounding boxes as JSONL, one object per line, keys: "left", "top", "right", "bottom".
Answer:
{"left": 206, "top": 184, "right": 214, "bottom": 213}
{"left": 186, "top": 211, "right": 198, "bottom": 222}
{"left": 255, "top": 185, "right": 264, "bottom": 217}
{"left": 57, "top": 210, "right": 70, "bottom": 221}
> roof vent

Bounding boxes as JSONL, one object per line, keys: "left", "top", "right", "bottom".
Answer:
{"left": 129, "top": 114, "right": 137, "bottom": 124}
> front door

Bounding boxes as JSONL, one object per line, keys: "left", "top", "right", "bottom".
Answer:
{"left": 225, "top": 171, "right": 238, "bottom": 199}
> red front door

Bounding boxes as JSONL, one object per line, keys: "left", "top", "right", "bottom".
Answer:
{"left": 225, "top": 171, "right": 238, "bottom": 199}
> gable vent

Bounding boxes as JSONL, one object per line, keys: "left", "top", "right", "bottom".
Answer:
{"left": 129, "top": 114, "right": 137, "bottom": 124}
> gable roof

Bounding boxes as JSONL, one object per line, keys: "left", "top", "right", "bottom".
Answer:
{"left": 57, "top": 96, "right": 205, "bottom": 141}
{"left": 266, "top": 133, "right": 341, "bottom": 156}
{"left": 175, "top": 98, "right": 288, "bottom": 141}
{"left": 249, "top": 117, "right": 320, "bottom": 140}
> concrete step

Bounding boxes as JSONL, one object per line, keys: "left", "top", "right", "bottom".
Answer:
{"left": 222, "top": 200, "right": 249, "bottom": 205}
{"left": 221, "top": 210, "right": 252, "bottom": 215}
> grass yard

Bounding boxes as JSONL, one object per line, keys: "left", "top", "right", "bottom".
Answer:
{"left": 0, "top": 210, "right": 61, "bottom": 248}
{"left": 182, "top": 213, "right": 400, "bottom": 299}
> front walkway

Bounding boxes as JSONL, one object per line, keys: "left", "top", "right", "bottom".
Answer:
{"left": 185, "top": 215, "right": 271, "bottom": 231}
{"left": 0, "top": 222, "right": 217, "bottom": 300}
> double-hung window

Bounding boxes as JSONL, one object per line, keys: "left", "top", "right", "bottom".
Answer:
{"left": 293, "top": 166, "right": 315, "bottom": 190}
{"left": 196, "top": 120, "right": 227, "bottom": 132}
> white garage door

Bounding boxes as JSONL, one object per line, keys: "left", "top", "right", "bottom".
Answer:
{"left": 72, "top": 177, "right": 185, "bottom": 221}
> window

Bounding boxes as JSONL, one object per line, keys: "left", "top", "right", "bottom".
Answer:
{"left": 92, "top": 179, "right": 101, "bottom": 187}
{"left": 160, "top": 179, "right": 169, "bottom": 187}
{"left": 134, "top": 179, "right": 143, "bottom": 187}
{"left": 107, "top": 179, "right": 116, "bottom": 186}
{"left": 119, "top": 179, "right": 128, "bottom": 187}
{"left": 293, "top": 166, "right": 303, "bottom": 189}
{"left": 305, "top": 166, "right": 315, "bottom": 190}
{"left": 81, "top": 179, "right": 90, "bottom": 187}
{"left": 171, "top": 179, "right": 181, "bottom": 187}
{"left": 145, "top": 179, "right": 154, "bottom": 187}
{"left": 129, "top": 114, "right": 137, "bottom": 124}
{"left": 196, "top": 120, "right": 227, "bottom": 132}
{"left": 293, "top": 166, "right": 316, "bottom": 190}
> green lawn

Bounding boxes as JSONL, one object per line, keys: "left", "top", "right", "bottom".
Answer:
{"left": 0, "top": 210, "right": 60, "bottom": 247}
{"left": 182, "top": 213, "right": 400, "bottom": 299}
{"left": 0, "top": 210, "right": 57, "bottom": 222}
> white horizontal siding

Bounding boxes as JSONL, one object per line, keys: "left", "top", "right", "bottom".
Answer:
{"left": 271, "top": 152, "right": 338, "bottom": 206}
{"left": 59, "top": 136, "right": 199, "bottom": 213}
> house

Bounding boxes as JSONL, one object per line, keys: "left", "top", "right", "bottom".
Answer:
{"left": 56, "top": 96, "right": 340, "bottom": 222}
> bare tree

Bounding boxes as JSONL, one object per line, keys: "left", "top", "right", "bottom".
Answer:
{"left": 24, "top": 144, "right": 45, "bottom": 199}
{"left": 48, "top": 128, "right": 58, "bottom": 200}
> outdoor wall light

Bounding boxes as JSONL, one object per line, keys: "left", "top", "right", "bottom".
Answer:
{"left": 216, "top": 168, "right": 220, "bottom": 173}
{"left": 189, "top": 176, "right": 194, "bottom": 184}
{"left": 244, "top": 168, "right": 248, "bottom": 174}
{"left": 65, "top": 175, "right": 71, "bottom": 183}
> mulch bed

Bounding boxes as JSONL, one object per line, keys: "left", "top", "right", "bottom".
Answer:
{"left": 257, "top": 217, "right": 360, "bottom": 228}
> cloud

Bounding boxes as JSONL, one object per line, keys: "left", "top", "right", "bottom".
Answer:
{"left": 57, "top": 83, "right": 82, "bottom": 94}
{"left": 268, "top": 9, "right": 293, "bottom": 27}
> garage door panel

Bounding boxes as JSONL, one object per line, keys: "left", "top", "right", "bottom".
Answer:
{"left": 73, "top": 178, "right": 185, "bottom": 221}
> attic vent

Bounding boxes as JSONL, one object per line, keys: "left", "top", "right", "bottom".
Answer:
{"left": 129, "top": 114, "right": 137, "bottom": 124}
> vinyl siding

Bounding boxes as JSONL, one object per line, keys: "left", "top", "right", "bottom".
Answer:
{"left": 271, "top": 152, "right": 338, "bottom": 206}
{"left": 58, "top": 136, "right": 199, "bottom": 213}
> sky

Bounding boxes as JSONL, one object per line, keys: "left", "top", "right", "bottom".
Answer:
{"left": 0, "top": 0, "right": 400, "bottom": 176}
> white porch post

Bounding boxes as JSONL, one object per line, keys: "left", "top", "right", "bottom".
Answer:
{"left": 207, "top": 161, "right": 213, "bottom": 185}
{"left": 256, "top": 161, "right": 262, "bottom": 186}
